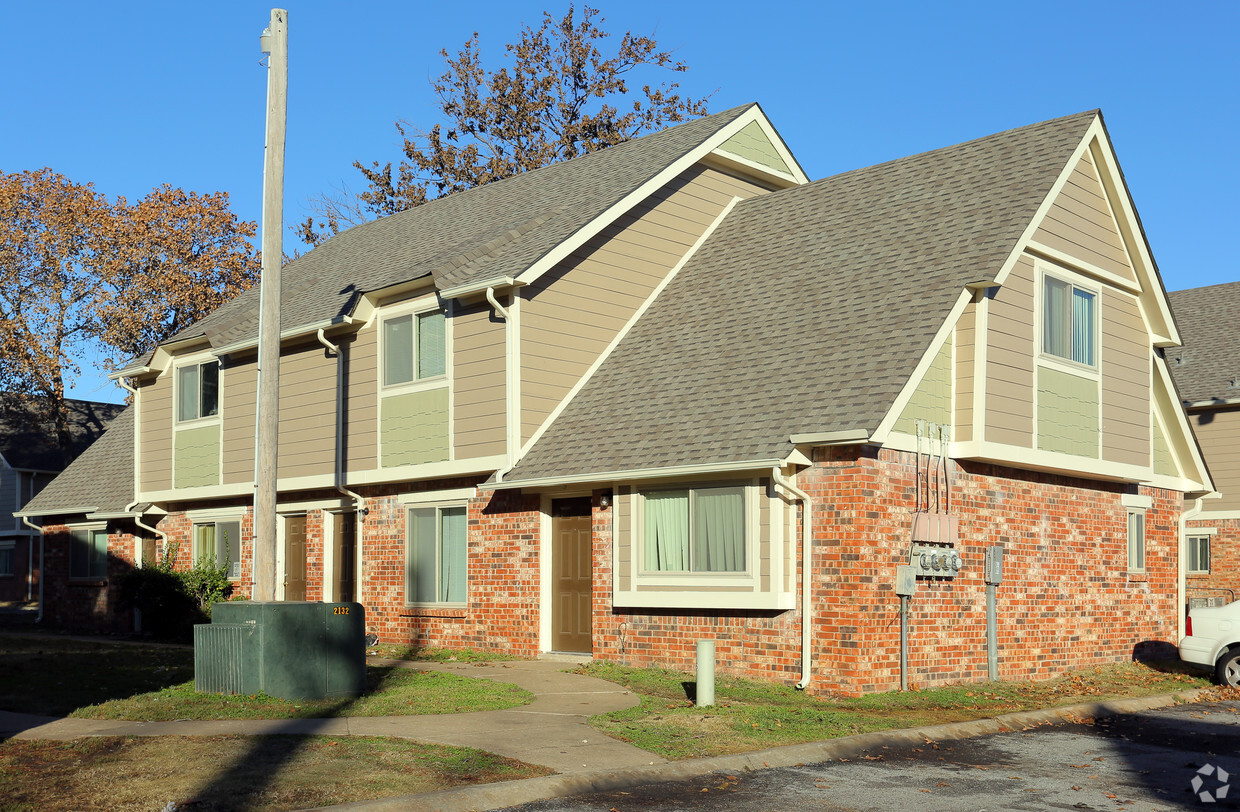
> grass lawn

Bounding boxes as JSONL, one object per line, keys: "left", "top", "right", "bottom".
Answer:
{"left": 582, "top": 660, "right": 1226, "bottom": 759}
{"left": 0, "top": 734, "right": 551, "bottom": 811}
{"left": 0, "top": 633, "right": 531, "bottom": 720}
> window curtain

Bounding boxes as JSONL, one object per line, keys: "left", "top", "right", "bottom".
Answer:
{"left": 196, "top": 524, "right": 215, "bottom": 564}
{"left": 200, "top": 363, "right": 219, "bottom": 418}
{"left": 644, "top": 491, "right": 688, "bottom": 571}
{"left": 1128, "top": 513, "right": 1145, "bottom": 570}
{"left": 439, "top": 507, "right": 466, "bottom": 602}
{"left": 1043, "top": 277, "right": 1069, "bottom": 358}
{"left": 217, "top": 521, "right": 241, "bottom": 579}
{"left": 177, "top": 365, "right": 199, "bottom": 421}
{"left": 408, "top": 508, "right": 437, "bottom": 602}
{"left": 693, "top": 488, "right": 744, "bottom": 572}
{"left": 1072, "top": 288, "right": 1095, "bottom": 366}
{"left": 417, "top": 311, "right": 446, "bottom": 378}
{"left": 384, "top": 316, "right": 414, "bottom": 385}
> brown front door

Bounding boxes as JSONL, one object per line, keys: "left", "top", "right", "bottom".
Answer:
{"left": 284, "top": 515, "right": 307, "bottom": 601}
{"left": 552, "top": 497, "right": 593, "bottom": 653}
{"left": 333, "top": 512, "right": 356, "bottom": 603}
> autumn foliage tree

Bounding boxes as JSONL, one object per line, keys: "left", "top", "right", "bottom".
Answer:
{"left": 299, "top": 4, "right": 711, "bottom": 245}
{"left": 0, "top": 168, "right": 259, "bottom": 457}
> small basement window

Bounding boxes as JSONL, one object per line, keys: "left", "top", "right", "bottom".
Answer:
{"left": 1126, "top": 511, "right": 1145, "bottom": 572}
{"left": 1187, "top": 534, "right": 1210, "bottom": 574}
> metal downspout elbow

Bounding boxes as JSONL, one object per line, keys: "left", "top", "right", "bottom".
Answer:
{"left": 772, "top": 466, "right": 813, "bottom": 690}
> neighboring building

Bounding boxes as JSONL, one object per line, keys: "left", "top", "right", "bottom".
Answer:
{"left": 19, "top": 105, "right": 1213, "bottom": 694}
{"left": 1167, "top": 282, "right": 1240, "bottom": 608}
{"left": 0, "top": 399, "right": 124, "bottom": 606}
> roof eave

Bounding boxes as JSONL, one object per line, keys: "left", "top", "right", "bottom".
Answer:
{"left": 490, "top": 457, "right": 791, "bottom": 491}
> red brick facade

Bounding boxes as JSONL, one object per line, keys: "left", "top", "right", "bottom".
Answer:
{"left": 36, "top": 521, "right": 141, "bottom": 632}
{"left": 1185, "top": 517, "right": 1240, "bottom": 606}
{"left": 31, "top": 449, "right": 1184, "bottom": 695}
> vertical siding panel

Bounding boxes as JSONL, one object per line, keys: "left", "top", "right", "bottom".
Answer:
{"left": 1101, "top": 290, "right": 1150, "bottom": 467}
{"left": 1033, "top": 152, "right": 1136, "bottom": 284}
{"left": 1191, "top": 408, "right": 1240, "bottom": 511}
{"left": 139, "top": 375, "right": 173, "bottom": 493}
{"left": 221, "top": 358, "right": 257, "bottom": 485}
{"left": 345, "top": 327, "right": 378, "bottom": 473}
{"left": 955, "top": 304, "right": 975, "bottom": 443}
{"left": 984, "top": 255, "right": 1035, "bottom": 445}
{"left": 452, "top": 300, "right": 507, "bottom": 460}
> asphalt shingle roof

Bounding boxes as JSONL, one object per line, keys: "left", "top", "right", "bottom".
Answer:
{"left": 148, "top": 104, "right": 757, "bottom": 358}
{"left": 0, "top": 399, "right": 125, "bottom": 472}
{"left": 1167, "top": 281, "right": 1240, "bottom": 404}
{"left": 20, "top": 407, "right": 134, "bottom": 516}
{"left": 504, "top": 110, "right": 1099, "bottom": 482}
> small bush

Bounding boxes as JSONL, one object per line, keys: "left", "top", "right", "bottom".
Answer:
{"left": 114, "top": 543, "right": 234, "bottom": 639}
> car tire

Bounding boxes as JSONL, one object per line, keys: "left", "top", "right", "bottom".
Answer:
{"left": 1218, "top": 649, "right": 1240, "bottom": 688}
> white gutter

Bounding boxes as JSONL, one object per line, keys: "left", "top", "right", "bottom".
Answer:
{"left": 490, "top": 458, "right": 788, "bottom": 491}
{"left": 20, "top": 516, "right": 45, "bottom": 623}
{"left": 771, "top": 465, "right": 813, "bottom": 690}
{"left": 485, "top": 287, "right": 511, "bottom": 320}
{"left": 439, "top": 276, "right": 517, "bottom": 300}
{"left": 317, "top": 329, "right": 368, "bottom": 518}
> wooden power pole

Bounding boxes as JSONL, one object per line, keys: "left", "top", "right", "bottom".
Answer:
{"left": 253, "top": 8, "right": 287, "bottom": 602}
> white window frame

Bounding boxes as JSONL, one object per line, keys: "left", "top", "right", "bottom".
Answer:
{"left": 1038, "top": 264, "right": 1101, "bottom": 375}
{"left": 636, "top": 482, "right": 756, "bottom": 581}
{"left": 1186, "top": 532, "right": 1212, "bottom": 574}
{"left": 174, "top": 358, "right": 222, "bottom": 425}
{"left": 1126, "top": 509, "right": 1146, "bottom": 573}
{"left": 405, "top": 502, "right": 468, "bottom": 607}
{"left": 380, "top": 298, "right": 449, "bottom": 394}
{"left": 190, "top": 514, "right": 244, "bottom": 581}
{"left": 69, "top": 523, "right": 109, "bottom": 580}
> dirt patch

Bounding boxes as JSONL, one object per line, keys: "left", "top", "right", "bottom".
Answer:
{"left": 0, "top": 734, "right": 551, "bottom": 810}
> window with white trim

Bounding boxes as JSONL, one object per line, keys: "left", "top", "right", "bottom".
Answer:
{"left": 176, "top": 360, "right": 220, "bottom": 422}
{"left": 641, "top": 486, "right": 746, "bottom": 573}
{"left": 383, "top": 310, "right": 446, "bottom": 387}
{"left": 70, "top": 527, "right": 108, "bottom": 579}
{"left": 1042, "top": 274, "right": 1097, "bottom": 367}
{"left": 1187, "top": 534, "right": 1211, "bottom": 574}
{"left": 1127, "top": 510, "right": 1145, "bottom": 572}
{"left": 406, "top": 505, "right": 466, "bottom": 604}
{"left": 193, "top": 519, "right": 242, "bottom": 579}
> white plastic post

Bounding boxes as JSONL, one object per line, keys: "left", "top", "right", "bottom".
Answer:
{"left": 696, "top": 640, "right": 715, "bottom": 707}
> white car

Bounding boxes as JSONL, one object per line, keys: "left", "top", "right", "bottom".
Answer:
{"left": 1180, "top": 600, "right": 1240, "bottom": 687}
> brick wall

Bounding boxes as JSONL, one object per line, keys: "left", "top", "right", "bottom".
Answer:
{"left": 39, "top": 521, "right": 141, "bottom": 632}
{"left": 1186, "top": 516, "right": 1240, "bottom": 606}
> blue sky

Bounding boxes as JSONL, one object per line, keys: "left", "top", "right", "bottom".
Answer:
{"left": 3, "top": 1, "right": 1236, "bottom": 403}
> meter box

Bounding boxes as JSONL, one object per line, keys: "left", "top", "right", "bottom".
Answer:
{"left": 910, "top": 543, "right": 962, "bottom": 578}
{"left": 984, "top": 545, "right": 1004, "bottom": 585}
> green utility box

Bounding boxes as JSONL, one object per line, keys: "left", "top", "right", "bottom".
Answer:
{"left": 194, "top": 601, "right": 366, "bottom": 700}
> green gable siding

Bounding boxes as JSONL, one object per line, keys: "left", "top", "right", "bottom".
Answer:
{"left": 1037, "top": 367, "right": 1099, "bottom": 457}
{"left": 894, "top": 336, "right": 953, "bottom": 435}
{"left": 718, "top": 121, "right": 791, "bottom": 176}
{"left": 381, "top": 388, "right": 450, "bottom": 467}
{"left": 1152, "top": 417, "right": 1176, "bottom": 477}
{"left": 173, "top": 424, "right": 221, "bottom": 488}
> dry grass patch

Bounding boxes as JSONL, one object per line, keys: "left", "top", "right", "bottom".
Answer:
{"left": 0, "top": 734, "right": 551, "bottom": 811}
{"left": 583, "top": 660, "right": 1214, "bottom": 759}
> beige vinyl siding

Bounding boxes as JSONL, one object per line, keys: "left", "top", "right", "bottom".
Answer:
{"left": 381, "top": 388, "right": 449, "bottom": 467}
{"left": 519, "top": 164, "right": 772, "bottom": 444}
{"left": 1100, "top": 290, "right": 1150, "bottom": 467}
{"left": 894, "top": 335, "right": 952, "bottom": 435}
{"left": 615, "top": 486, "right": 632, "bottom": 592}
{"left": 758, "top": 478, "right": 771, "bottom": 592}
{"left": 1033, "top": 151, "right": 1136, "bottom": 284}
{"left": 173, "top": 424, "right": 220, "bottom": 488}
{"left": 1037, "top": 366, "right": 1100, "bottom": 456}
{"left": 452, "top": 299, "right": 506, "bottom": 460}
{"left": 221, "top": 359, "right": 257, "bottom": 485}
{"left": 716, "top": 121, "right": 792, "bottom": 175}
{"left": 984, "top": 255, "right": 1036, "bottom": 446}
{"left": 954, "top": 306, "right": 976, "bottom": 442}
{"left": 1192, "top": 407, "right": 1240, "bottom": 511}
{"left": 345, "top": 328, "right": 378, "bottom": 473}
{"left": 1152, "top": 416, "right": 1177, "bottom": 478}
{"left": 139, "top": 375, "right": 173, "bottom": 492}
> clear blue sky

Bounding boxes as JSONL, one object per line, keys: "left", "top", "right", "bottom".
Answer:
{"left": 3, "top": 1, "right": 1236, "bottom": 403}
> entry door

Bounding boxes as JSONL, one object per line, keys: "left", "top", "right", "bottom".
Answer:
{"left": 552, "top": 497, "right": 593, "bottom": 653}
{"left": 333, "top": 512, "right": 356, "bottom": 603}
{"left": 284, "top": 515, "right": 307, "bottom": 601}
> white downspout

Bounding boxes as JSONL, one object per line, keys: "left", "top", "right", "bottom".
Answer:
{"left": 772, "top": 466, "right": 813, "bottom": 690}
{"left": 1179, "top": 496, "right": 1206, "bottom": 640}
{"left": 485, "top": 287, "right": 510, "bottom": 320}
{"left": 483, "top": 289, "right": 514, "bottom": 483}
{"left": 21, "top": 516, "right": 44, "bottom": 623}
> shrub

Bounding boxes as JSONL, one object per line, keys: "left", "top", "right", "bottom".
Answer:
{"left": 114, "top": 542, "right": 234, "bottom": 639}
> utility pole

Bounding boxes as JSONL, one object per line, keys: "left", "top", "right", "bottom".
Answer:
{"left": 253, "top": 8, "right": 287, "bottom": 602}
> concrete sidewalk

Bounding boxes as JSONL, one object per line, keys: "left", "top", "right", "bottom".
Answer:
{"left": 0, "top": 657, "right": 666, "bottom": 775}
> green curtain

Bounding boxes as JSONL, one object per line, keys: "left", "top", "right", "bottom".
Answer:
{"left": 693, "top": 488, "right": 744, "bottom": 572}
{"left": 418, "top": 311, "right": 446, "bottom": 378}
{"left": 1072, "top": 287, "right": 1095, "bottom": 366}
{"left": 439, "top": 507, "right": 466, "bottom": 602}
{"left": 384, "top": 315, "right": 414, "bottom": 385}
{"left": 644, "top": 491, "right": 688, "bottom": 571}
{"left": 177, "top": 365, "right": 199, "bottom": 421}
{"left": 1043, "top": 276, "right": 1069, "bottom": 358}
{"left": 408, "top": 508, "right": 437, "bottom": 602}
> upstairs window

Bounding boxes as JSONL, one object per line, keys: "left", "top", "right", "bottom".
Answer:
{"left": 177, "top": 360, "right": 220, "bottom": 422}
{"left": 70, "top": 528, "right": 108, "bottom": 579}
{"left": 194, "top": 520, "right": 242, "bottom": 580}
{"left": 384, "top": 310, "right": 446, "bottom": 386}
{"left": 1043, "top": 275, "right": 1096, "bottom": 367}
{"left": 642, "top": 486, "right": 746, "bottom": 573}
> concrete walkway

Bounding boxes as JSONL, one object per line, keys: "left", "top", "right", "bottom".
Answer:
{"left": 0, "top": 657, "right": 666, "bottom": 775}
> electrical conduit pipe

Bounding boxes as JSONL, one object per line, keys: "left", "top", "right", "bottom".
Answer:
{"left": 772, "top": 466, "right": 813, "bottom": 690}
